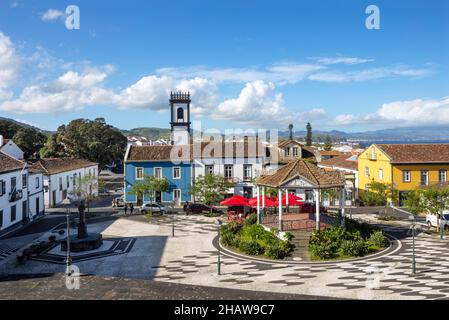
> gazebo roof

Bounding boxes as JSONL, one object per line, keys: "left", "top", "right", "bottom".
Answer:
{"left": 256, "top": 159, "right": 345, "bottom": 188}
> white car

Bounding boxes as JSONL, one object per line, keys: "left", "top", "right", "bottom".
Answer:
{"left": 426, "top": 212, "right": 449, "bottom": 230}
{"left": 139, "top": 203, "right": 167, "bottom": 215}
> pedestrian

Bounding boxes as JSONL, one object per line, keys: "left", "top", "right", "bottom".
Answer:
{"left": 124, "top": 203, "right": 128, "bottom": 216}
{"left": 130, "top": 203, "right": 134, "bottom": 215}
{"left": 112, "top": 199, "right": 116, "bottom": 209}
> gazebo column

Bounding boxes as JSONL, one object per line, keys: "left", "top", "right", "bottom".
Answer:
{"left": 278, "top": 188, "right": 283, "bottom": 231}
{"left": 256, "top": 185, "right": 260, "bottom": 224}
{"left": 286, "top": 190, "right": 289, "bottom": 213}
{"left": 262, "top": 187, "right": 265, "bottom": 208}
{"left": 314, "top": 189, "right": 320, "bottom": 231}
{"left": 339, "top": 187, "right": 346, "bottom": 227}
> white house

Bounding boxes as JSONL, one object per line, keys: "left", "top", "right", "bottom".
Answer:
{"left": 30, "top": 158, "right": 99, "bottom": 208}
{"left": 0, "top": 135, "right": 24, "bottom": 160}
{"left": 27, "top": 167, "right": 45, "bottom": 219}
{"left": 192, "top": 141, "right": 268, "bottom": 198}
{"left": 0, "top": 152, "right": 28, "bottom": 233}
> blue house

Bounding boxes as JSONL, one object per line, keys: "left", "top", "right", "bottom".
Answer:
{"left": 124, "top": 145, "right": 192, "bottom": 205}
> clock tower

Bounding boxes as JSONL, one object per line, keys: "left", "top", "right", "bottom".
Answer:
{"left": 170, "top": 91, "right": 191, "bottom": 145}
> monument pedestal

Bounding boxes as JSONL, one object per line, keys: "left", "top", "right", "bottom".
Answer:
{"left": 61, "top": 233, "right": 103, "bottom": 252}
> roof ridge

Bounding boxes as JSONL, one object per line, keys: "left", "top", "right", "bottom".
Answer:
{"left": 304, "top": 160, "right": 320, "bottom": 185}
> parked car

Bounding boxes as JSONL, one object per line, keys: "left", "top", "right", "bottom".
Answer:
{"left": 426, "top": 212, "right": 449, "bottom": 230}
{"left": 183, "top": 203, "right": 223, "bottom": 215}
{"left": 114, "top": 196, "right": 125, "bottom": 207}
{"left": 140, "top": 203, "right": 167, "bottom": 215}
{"left": 300, "top": 203, "right": 327, "bottom": 214}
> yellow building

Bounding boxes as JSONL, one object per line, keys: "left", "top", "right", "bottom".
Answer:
{"left": 358, "top": 144, "right": 449, "bottom": 204}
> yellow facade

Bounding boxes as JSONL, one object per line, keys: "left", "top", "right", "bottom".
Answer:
{"left": 358, "top": 144, "right": 393, "bottom": 190}
{"left": 358, "top": 144, "right": 449, "bottom": 192}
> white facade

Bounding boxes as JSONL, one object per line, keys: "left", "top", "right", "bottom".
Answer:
{"left": 0, "top": 168, "right": 28, "bottom": 232}
{"left": 27, "top": 172, "right": 45, "bottom": 219}
{"left": 193, "top": 157, "right": 264, "bottom": 198}
{"left": 0, "top": 136, "right": 24, "bottom": 160}
{"left": 43, "top": 165, "right": 98, "bottom": 208}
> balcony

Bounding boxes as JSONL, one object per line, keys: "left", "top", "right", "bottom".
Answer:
{"left": 9, "top": 189, "right": 23, "bottom": 202}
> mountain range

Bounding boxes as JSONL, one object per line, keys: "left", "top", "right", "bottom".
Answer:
{"left": 1, "top": 117, "right": 448, "bottom": 143}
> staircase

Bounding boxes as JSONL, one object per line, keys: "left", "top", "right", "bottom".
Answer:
{"left": 288, "top": 230, "right": 312, "bottom": 261}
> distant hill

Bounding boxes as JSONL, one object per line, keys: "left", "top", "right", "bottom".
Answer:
{"left": 0, "top": 117, "right": 53, "bottom": 137}
{"left": 121, "top": 127, "right": 171, "bottom": 140}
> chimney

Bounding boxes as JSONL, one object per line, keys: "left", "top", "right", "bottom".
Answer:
{"left": 0, "top": 135, "right": 3, "bottom": 147}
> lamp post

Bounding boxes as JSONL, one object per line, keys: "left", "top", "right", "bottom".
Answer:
{"left": 171, "top": 202, "right": 175, "bottom": 237}
{"left": 62, "top": 197, "right": 72, "bottom": 275}
{"left": 215, "top": 219, "right": 223, "bottom": 275}
{"left": 409, "top": 215, "right": 416, "bottom": 274}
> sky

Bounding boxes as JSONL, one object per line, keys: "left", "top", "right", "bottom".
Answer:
{"left": 0, "top": 0, "right": 448, "bottom": 133}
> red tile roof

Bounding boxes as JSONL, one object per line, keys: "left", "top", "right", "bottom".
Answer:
{"left": 320, "top": 153, "right": 358, "bottom": 171}
{"left": 0, "top": 152, "right": 26, "bottom": 174}
{"left": 30, "top": 158, "right": 98, "bottom": 175}
{"left": 377, "top": 144, "right": 449, "bottom": 164}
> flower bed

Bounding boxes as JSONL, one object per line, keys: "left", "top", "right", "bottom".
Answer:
{"left": 309, "top": 218, "right": 388, "bottom": 260}
{"left": 220, "top": 214, "right": 295, "bottom": 260}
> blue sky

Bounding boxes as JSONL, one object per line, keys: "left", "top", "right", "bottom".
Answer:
{"left": 0, "top": 0, "right": 448, "bottom": 132}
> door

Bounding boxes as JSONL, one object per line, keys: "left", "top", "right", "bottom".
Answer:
{"left": 36, "top": 197, "right": 40, "bottom": 216}
{"left": 155, "top": 191, "right": 162, "bottom": 203}
{"left": 22, "top": 200, "right": 27, "bottom": 222}
{"left": 52, "top": 191, "right": 56, "bottom": 207}
{"left": 173, "top": 189, "right": 181, "bottom": 206}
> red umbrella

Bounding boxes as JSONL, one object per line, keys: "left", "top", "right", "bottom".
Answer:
{"left": 220, "top": 195, "right": 249, "bottom": 206}
{"left": 275, "top": 193, "right": 303, "bottom": 206}
{"left": 248, "top": 196, "right": 276, "bottom": 207}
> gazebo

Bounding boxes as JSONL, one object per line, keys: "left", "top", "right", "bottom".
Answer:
{"left": 255, "top": 159, "right": 346, "bottom": 231}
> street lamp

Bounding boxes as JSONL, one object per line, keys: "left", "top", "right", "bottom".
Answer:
{"left": 409, "top": 215, "right": 416, "bottom": 275}
{"left": 170, "top": 202, "right": 175, "bottom": 237}
{"left": 215, "top": 219, "right": 223, "bottom": 275}
{"left": 62, "top": 197, "right": 72, "bottom": 275}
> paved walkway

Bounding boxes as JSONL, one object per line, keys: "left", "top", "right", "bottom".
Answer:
{"left": 1, "top": 213, "right": 449, "bottom": 300}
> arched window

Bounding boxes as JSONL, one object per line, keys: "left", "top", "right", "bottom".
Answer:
{"left": 177, "top": 107, "right": 184, "bottom": 120}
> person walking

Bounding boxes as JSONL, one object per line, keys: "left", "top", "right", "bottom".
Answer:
{"left": 130, "top": 203, "right": 134, "bottom": 215}
{"left": 124, "top": 203, "right": 128, "bottom": 216}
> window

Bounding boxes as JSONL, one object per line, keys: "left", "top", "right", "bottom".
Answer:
{"left": 73, "top": 173, "right": 77, "bottom": 187}
{"left": 421, "top": 170, "right": 429, "bottom": 186}
{"left": 364, "top": 167, "right": 370, "bottom": 178}
{"left": 89, "top": 169, "right": 92, "bottom": 177}
{"left": 10, "top": 205, "right": 16, "bottom": 222}
{"left": 284, "top": 148, "right": 290, "bottom": 157}
{"left": 305, "top": 190, "right": 314, "bottom": 201}
{"left": 370, "top": 147, "right": 376, "bottom": 159}
{"left": 243, "top": 165, "right": 252, "bottom": 181}
{"left": 173, "top": 167, "right": 181, "bottom": 179}
{"left": 439, "top": 170, "right": 447, "bottom": 183}
{"left": 0, "top": 210, "right": 2, "bottom": 228}
{"left": 173, "top": 189, "right": 181, "bottom": 203}
{"left": 35, "top": 177, "right": 40, "bottom": 189}
{"left": 154, "top": 167, "right": 162, "bottom": 179}
{"left": 205, "top": 165, "right": 214, "bottom": 175}
{"left": 11, "top": 177, "right": 16, "bottom": 193}
{"left": 177, "top": 107, "right": 184, "bottom": 120}
{"left": 66, "top": 175, "right": 70, "bottom": 188}
{"left": 378, "top": 169, "right": 383, "bottom": 180}
{"left": 224, "top": 165, "right": 233, "bottom": 180}
{"left": 22, "top": 174, "right": 27, "bottom": 188}
{"left": 59, "top": 177, "right": 63, "bottom": 191}
{"left": 402, "top": 170, "right": 411, "bottom": 183}
{"left": 0, "top": 180, "right": 5, "bottom": 196}
{"left": 292, "top": 147, "right": 299, "bottom": 157}
{"left": 136, "top": 167, "right": 144, "bottom": 180}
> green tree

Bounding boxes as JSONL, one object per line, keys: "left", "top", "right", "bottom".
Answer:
{"left": 367, "top": 181, "right": 399, "bottom": 215}
{"left": 323, "top": 135, "right": 333, "bottom": 151}
{"left": 190, "top": 174, "right": 233, "bottom": 214}
{"left": 128, "top": 175, "right": 169, "bottom": 213}
{"left": 40, "top": 118, "right": 127, "bottom": 168}
{"left": 12, "top": 128, "right": 47, "bottom": 159}
{"left": 288, "top": 124, "right": 294, "bottom": 140}
{"left": 69, "top": 174, "right": 104, "bottom": 215}
{"left": 0, "top": 120, "right": 21, "bottom": 138}
{"left": 305, "top": 122, "right": 312, "bottom": 146}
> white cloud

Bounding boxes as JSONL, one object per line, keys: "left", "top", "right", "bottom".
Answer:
{"left": 0, "top": 68, "right": 114, "bottom": 114}
{"left": 41, "top": 9, "right": 64, "bottom": 22}
{"left": 0, "top": 32, "right": 21, "bottom": 100}
{"left": 309, "top": 66, "right": 433, "bottom": 83}
{"left": 212, "top": 80, "right": 326, "bottom": 126}
{"left": 10, "top": 1, "right": 20, "bottom": 8}
{"left": 311, "top": 56, "right": 374, "bottom": 65}
{"left": 334, "top": 97, "right": 449, "bottom": 127}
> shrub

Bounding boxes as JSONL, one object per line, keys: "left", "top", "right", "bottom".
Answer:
{"left": 309, "top": 241, "right": 337, "bottom": 259}
{"left": 265, "top": 241, "right": 294, "bottom": 259}
{"left": 239, "top": 240, "right": 263, "bottom": 255}
{"left": 340, "top": 239, "right": 369, "bottom": 257}
{"left": 369, "top": 230, "right": 387, "bottom": 248}
{"left": 245, "top": 214, "right": 257, "bottom": 226}
{"left": 283, "top": 232, "right": 294, "bottom": 242}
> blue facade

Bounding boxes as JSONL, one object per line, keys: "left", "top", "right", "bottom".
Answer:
{"left": 124, "top": 161, "right": 191, "bottom": 204}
